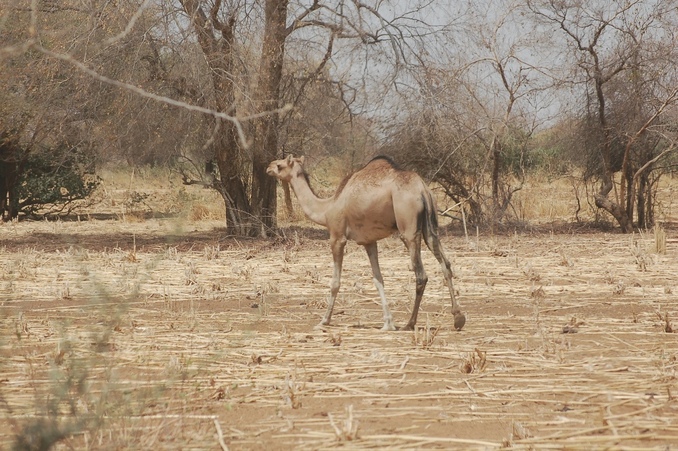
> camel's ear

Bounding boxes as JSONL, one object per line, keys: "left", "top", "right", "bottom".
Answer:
{"left": 298, "top": 156, "right": 305, "bottom": 165}
{"left": 286, "top": 154, "right": 294, "bottom": 165}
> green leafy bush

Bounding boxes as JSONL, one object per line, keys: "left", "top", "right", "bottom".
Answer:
{"left": 17, "top": 143, "right": 100, "bottom": 217}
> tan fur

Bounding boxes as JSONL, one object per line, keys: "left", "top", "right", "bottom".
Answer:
{"left": 267, "top": 155, "right": 465, "bottom": 331}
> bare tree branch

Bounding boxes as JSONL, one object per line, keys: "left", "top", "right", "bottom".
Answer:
{"left": 33, "top": 44, "right": 291, "bottom": 149}
{"left": 103, "top": 0, "right": 154, "bottom": 47}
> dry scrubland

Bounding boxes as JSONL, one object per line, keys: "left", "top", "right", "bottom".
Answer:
{"left": 1, "top": 168, "right": 678, "bottom": 450}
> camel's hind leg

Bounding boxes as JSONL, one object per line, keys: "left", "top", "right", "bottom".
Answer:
{"left": 320, "top": 236, "right": 346, "bottom": 326}
{"left": 424, "top": 233, "right": 466, "bottom": 331}
{"left": 401, "top": 233, "right": 428, "bottom": 331}
{"left": 364, "top": 242, "right": 395, "bottom": 331}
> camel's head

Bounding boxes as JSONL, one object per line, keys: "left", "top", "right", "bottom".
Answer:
{"left": 266, "top": 155, "right": 306, "bottom": 182}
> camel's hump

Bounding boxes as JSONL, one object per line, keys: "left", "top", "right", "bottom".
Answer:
{"left": 332, "top": 155, "right": 420, "bottom": 198}
{"left": 367, "top": 155, "right": 401, "bottom": 170}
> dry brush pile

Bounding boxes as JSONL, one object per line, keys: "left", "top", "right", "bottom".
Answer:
{"left": 1, "top": 219, "right": 677, "bottom": 450}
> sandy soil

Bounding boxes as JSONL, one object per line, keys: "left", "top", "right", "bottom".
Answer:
{"left": 1, "top": 218, "right": 677, "bottom": 450}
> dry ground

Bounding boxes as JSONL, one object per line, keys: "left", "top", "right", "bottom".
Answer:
{"left": 1, "top": 215, "right": 677, "bottom": 450}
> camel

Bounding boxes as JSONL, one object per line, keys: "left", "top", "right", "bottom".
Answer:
{"left": 267, "top": 155, "right": 465, "bottom": 331}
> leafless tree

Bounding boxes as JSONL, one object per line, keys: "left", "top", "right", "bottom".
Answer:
{"left": 1, "top": 0, "right": 214, "bottom": 164}
{"left": 175, "top": 0, "right": 464, "bottom": 235}
{"left": 528, "top": 0, "right": 678, "bottom": 231}
{"left": 383, "top": 0, "right": 554, "bottom": 226}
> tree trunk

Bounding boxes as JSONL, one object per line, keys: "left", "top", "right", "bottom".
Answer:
{"left": 249, "top": 0, "right": 289, "bottom": 236}
{"left": 491, "top": 142, "right": 500, "bottom": 207}
{"left": 625, "top": 165, "right": 634, "bottom": 224}
{"left": 592, "top": 112, "right": 635, "bottom": 231}
{"left": 490, "top": 136, "right": 501, "bottom": 223}
{"left": 213, "top": 125, "right": 251, "bottom": 234}
{"left": 594, "top": 191, "right": 633, "bottom": 232}
{"left": 179, "top": 0, "right": 259, "bottom": 235}
{"left": 645, "top": 175, "right": 656, "bottom": 228}
{"left": 637, "top": 171, "right": 646, "bottom": 229}
{"left": 636, "top": 167, "right": 658, "bottom": 230}
{"left": 594, "top": 155, "right": 633, "bottom": 232}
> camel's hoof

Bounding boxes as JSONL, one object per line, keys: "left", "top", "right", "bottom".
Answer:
{"left": 314, "top": 322, "right": 330, "bottom": 331}
{"left": 402, "top": 324, "right": 415, "bottom": 331}
{"left": 381, "top": 323, "right": 396, "bottom": 331}
{"left": 453, "top": 312, "right": 466, "bottom": 331}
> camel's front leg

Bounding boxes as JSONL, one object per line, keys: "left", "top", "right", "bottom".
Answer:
{"left": 364, "top": 242, "right": 395, "bottom": 331}
{"left": 321, "top": 236, "right": 346, "bottom": 326}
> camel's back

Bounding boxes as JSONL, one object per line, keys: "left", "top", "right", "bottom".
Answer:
{"left": 335, "top": 156, "right": 422, "bottom": 197}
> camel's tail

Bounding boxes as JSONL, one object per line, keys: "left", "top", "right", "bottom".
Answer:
{"left": 420, "top": 191, "right": 440, "bottom": 250}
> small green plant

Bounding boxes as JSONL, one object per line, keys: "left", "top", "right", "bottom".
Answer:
{"left": 9, "top": 334, "right": 104, "bottom": 450}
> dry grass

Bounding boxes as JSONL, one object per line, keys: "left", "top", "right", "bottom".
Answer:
{"left": 2, "top": 219, "right": 678, "bottom": 450}
{"left": 1, "top": 171, "right": 678, "bottom": 449}
{"left": 94, "top": 165, "right": 225, "bottom": 221}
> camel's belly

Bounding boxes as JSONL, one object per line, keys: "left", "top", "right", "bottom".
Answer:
{"left": 337, "top": 195, "right": 398, "bottom": 244}
{"left": 345, "top": 218, "right": 397, "bottom": 245}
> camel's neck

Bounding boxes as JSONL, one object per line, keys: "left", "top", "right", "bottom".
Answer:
{"left": 289, "top": 173, "right": 331, "bottom": 227}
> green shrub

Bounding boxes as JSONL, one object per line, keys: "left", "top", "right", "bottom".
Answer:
{"left": 17, "top": 143, "right": 100, "bottom": 217}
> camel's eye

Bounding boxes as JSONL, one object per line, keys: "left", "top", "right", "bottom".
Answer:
{"left": 277, "top": 164, "right": 283, "bottom": 170}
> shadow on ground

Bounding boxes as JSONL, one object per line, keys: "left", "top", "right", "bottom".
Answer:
{"left": 0, "top": 224, "right": 330, "bottom": 253}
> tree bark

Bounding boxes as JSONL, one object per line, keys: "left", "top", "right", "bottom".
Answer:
{"left": 250, "top": 0, "right": 289, "bottom": 236}
{"left": 594, "top": 191, "right": 633, "bottom": 232}
{"left": 491, "top": 139, "right": 500, "bottom": 212}
{"left": 636, "top": 170, "right": 652, "bottom": 228}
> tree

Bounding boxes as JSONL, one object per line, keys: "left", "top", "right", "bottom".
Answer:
{"left": 529, "top": 0, "right": 678, "bottom": 231}
{"left": 0, "top": 130, "right": 24, "bottom": 220}
{"left": 457, "top": 0, "right": 554, "bottom": 224}
{"left": 176, "top": 0, "right": 252, "bottom": 234}
{"left": 177, "top": 0, "right": 454, "bottom": 235}
{"left": 178, "top": 0, "right": 343, "bottom": 236}
{"left": 0, "top": 0, "right": 217, "bottom": 218}
{"left": 383, "top": 0, "right": 553, "bottom": 226}
{"left": 4, "top": 0, "right": 415, "bottom": 233}
{"left": 0, "top": 129, "right": 99, "bottom": 220}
